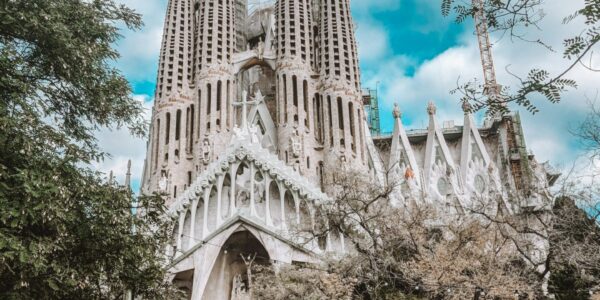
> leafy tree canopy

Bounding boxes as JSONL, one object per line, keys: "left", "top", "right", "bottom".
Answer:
{"left": 0, "top": 0, "right": 175, "bottom": 298}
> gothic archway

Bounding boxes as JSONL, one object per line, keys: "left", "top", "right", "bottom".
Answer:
{"left": 202, "top": 231, "right": 271, "bottom": 300}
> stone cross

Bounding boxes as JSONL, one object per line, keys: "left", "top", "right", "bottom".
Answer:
{"left": 232, "top": 90, "right": 265, "bottom": 129}
{"left": 233, "top": 90, "right": 260, "bottom": 129}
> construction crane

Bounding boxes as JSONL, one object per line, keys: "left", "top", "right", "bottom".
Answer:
{"left": 472, "top": 0, "right": 532, "bottom": 197}
{"left": 472, "top": 0, "right": 503, "bottom": 109}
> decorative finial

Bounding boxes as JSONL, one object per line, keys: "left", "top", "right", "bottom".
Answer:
{"left": 125, "top": 159, "right": 132, "bottom": 188}
{"left": 427, "top": 101, "right": 437, "bottom": 116}
{"left": 461, "top": 99, "right": 472, "bottom": 114}
{"left": 392, "top": 103, "right": 402, "bottom": 119}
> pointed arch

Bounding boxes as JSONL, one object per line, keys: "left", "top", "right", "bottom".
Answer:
{"left": 181, "top": 209, "right": 192, "bottom": 251}
{"left": 202, "top": 231, "right": 271, "bottom": 300}
{"left": 268, "top": 181, "right": 282, "bottom": 227}
{"left": 194, "top": 199, "right": 205, "bottom": 241}
{"left": 235, "top": 162, "right": 251, "bottom": 213}
{"left": 253, "top": 169, "right": 267, "bottom": 220}
{"left": 221, "top": 174, "right": 232, "bottom": 219}
{"left": 284, "top": 191, "right": 296, "bottom": 228}
{"left": 206, "top": 185, "right": 218, "bottom": 232}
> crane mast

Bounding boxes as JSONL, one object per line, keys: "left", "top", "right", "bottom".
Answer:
{"left": 472, "top": 0, "right": 532, "bottom": 196}
{"left": 473, "top": 0, "right": 503, "bottom": 105}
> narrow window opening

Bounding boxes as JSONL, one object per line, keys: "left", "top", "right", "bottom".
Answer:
{"left": 175, "top": 109, "right": 182, "bottom": 141}
{"left": 337, "top": 97, "right": 344, "bottom": 130}
{"left": 190, "top": 105, "right": 195, "bottom": 152}
{"left": 303, "top": 80, "right": 309, "bottom": 127}
{"left": 165, "top": 113, "right": 171, "bottom": 144}
{"left": 292, "top": 75, "right": 298, "bottom": 107}
{"left": 206, "top": 83, "right": 212, "bottom": 115}
{"left": 283, "top": 75, "right": 288, "bottom": 123}
{"left": 153, "top": 119, "right": 160, "bottom": 171}
{"left": 216, "top": 80, "right": 222, "bottom": 111}
{"left": 226, "top": 80, "right": 231, "bottom": 127}
{"left": 327, "top": 96, "right": 333, "bottom": 146}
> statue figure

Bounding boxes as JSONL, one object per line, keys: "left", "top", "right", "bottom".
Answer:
{"left": 392, "top": 103, "right": 402, "bottom": 119}
{"left": 249, "top": 125, "right": 260, "bottom": 144}
{"left": 201, "top": 138, "right": 211, "bottom": 165}
{"left": 158, "top": 171, "right": 168, "bottom": 192}
{"left": 290, "top": 129, "right": 302, "bottom": 158}
{"left": 257, "top": 37, "right": 265, "bottom": 60}
{"left": 231, "top": 274, "right": 247, "bottom": 299}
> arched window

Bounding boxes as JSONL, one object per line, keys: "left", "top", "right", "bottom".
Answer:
{"left": 283, "top": 75, "right": 288, "bottom": 123}
{"left": 216, "top": 80, "right": 222, "bottom": 112}
{"left": 303, "top": 80, "right": 309, "bottom": 127}
{"left": 165, "top": 112, "right": 171, "bottom": 144}
{"left": 175, "top": 109, "right": 182, "bottom": 141}
{"left": 153, "top": 118, "right": 160, "bottom": 171}
{"left": 189, "top": 104, "right": 195, "bottom": 152}
{"left": 206, "top": 83, "right": 212, "bottom": 115}
{"left": 337, "top": 97, "right": 344, "bottom": 130}
{"left": 185, "top": 107, "right": 190, "bottom": 139}
{"left": 358, "top": 108, "right": 365, "bottom": 160}
{"left": 226, "top": 80, "right": 231, "bottom": 127}
{"left": 197, "top": 89, "right": 201, "bottom": 139}
{"left": 349, "top": 102, "right": 355, "bottom": 152}
{"left": 292, "top": 75, "right": 298, "bottom": 107}
{"left": 327, "top": 96, "right": 333, "bottom": 146}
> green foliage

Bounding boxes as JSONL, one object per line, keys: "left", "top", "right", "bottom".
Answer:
{"left": 548, "top": 197, "right": 600, "bottom": 298}
{"left": 0, "top": 0, "right": 176, "bottom": 298}
{"left": 549, "top": 264, "right": 592, "bottom": 300}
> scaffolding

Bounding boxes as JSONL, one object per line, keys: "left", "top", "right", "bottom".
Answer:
{"left": 362, "top": 88, "right": 381, "bottom": 135}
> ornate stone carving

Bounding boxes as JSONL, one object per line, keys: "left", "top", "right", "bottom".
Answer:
{"left": 201, "top": 138, "right": 212, "bottom": 165}
{"left": 393, "top": 103, "right": 402, "bottom": 119}
{"left": 290, "top": 129, "right": 302, "bottom": 158}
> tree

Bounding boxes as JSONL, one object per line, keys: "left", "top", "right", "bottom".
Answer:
{"left": 0, "top": 0, "right": 176, "bottom": 298}
{"left": 548, "top": 197, "right": 600, "bottom": 299}
{"left": 441, "top": 0, "right": 599, "bottom": 115}
{"left": 253, "top": 166, "right": 544, "bottom": 299}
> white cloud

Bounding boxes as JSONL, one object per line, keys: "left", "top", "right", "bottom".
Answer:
{"left": 114, "top": 0, "right": 167, "bottom": 83}
{"left": 357, "top": 0, "right": 600, "bottom": 170}
{"left": 356, "top": 21, "right": 391, "bottom": 62}
{"left": 91, "top": 95, "right": 153, "bottom": 189}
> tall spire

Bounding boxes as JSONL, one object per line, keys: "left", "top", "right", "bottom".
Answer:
{"left": 155, "top": 0, "right": 194, "bottom": 101}
{"left": 389, "top": 103, "right": 420, "bottom": 186}
{"left": 125, "top": 159, "right": 132, "bottom": 189}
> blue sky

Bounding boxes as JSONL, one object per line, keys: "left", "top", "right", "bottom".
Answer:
{"left": 99, "top": 0, "right": 600, "bottom": 191}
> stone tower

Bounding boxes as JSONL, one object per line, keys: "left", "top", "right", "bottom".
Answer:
{"left": 192, "top": 0, "right": 237, "bottom": 167}
{"left": 142, "top": 0, "right": 195, "bottom": 202}
{"left": 142, "top": 0, "right": 369, "bottom": 202}
{"left": 317, "top": 0, "right": 366, "bottom": 168}
{"left": 274, "top": 0, "right": 317, "bottom": 178}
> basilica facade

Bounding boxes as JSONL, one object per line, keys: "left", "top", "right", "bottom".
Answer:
{"left": 139, "top": 0, "right": 556, "bottom": 298}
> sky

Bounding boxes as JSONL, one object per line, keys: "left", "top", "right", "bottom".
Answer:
{"left": 98, "top": 0, "right": 600, "bottom": 192}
